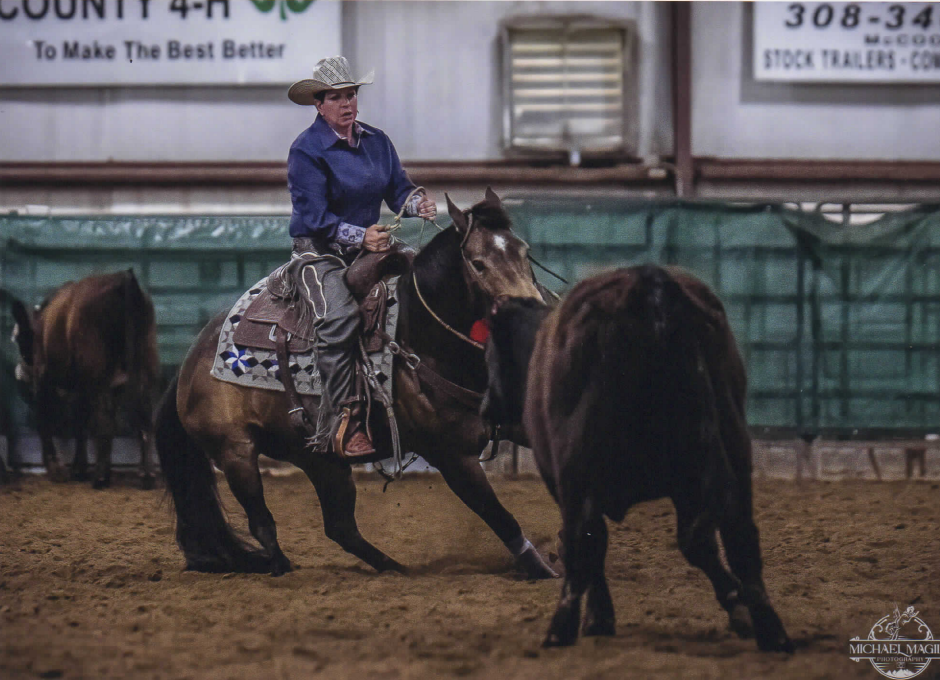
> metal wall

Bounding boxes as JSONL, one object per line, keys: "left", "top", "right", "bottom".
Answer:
{"left": 692, "top": 2, "right": 940, "bottom": 161}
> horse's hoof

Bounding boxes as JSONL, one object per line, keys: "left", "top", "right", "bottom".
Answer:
{"left": 727, "top": 603, "right": 754, "bottom": 639}
{"left": 542, "top": 631, "right": 576, "bottom": 648}
{"left": 139, "top": 474, "right": 156, "bottom": 491}
{"left": 270, "top": 554, "right": 293, "bottom": 577}
{"left": 582, "top": 618, "right": 615, "bottom": 637}
{"left": 518, "top": 547, "right": 559, "bottom": 580}
{"left": 71, "top": 469, "right": 90, "bottom": 482}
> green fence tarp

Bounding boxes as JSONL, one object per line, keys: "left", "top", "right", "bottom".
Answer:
{"left": 2, "top": 200, "right": 939, "bottom": 436}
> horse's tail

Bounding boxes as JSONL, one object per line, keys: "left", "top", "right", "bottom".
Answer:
{"left": 154, "top": 374, "right": 269, "bottom": 573}
{"left": 121, "top": 269, "right": 159, "bottom": 427}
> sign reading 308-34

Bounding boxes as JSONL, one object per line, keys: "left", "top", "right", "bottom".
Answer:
{"left": 0, "top": 0, "right": 341, "bottom": 86}
{"left": 753, "top": 1, "right": 940, "bottom": 82}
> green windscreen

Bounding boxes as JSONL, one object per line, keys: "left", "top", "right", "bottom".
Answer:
{"left": 2, "top": 200, "right": 938, "bottom": 437}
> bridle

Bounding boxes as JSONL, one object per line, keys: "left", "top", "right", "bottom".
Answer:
{"left": 410, "top": 210, "right": 494, "bottom": 351}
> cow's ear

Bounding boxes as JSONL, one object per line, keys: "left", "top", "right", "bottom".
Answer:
{"left": 446, "top": 193, "right": 469, "bottom": 235}
{"left": 10, "top": 299, "right": 32, "bottom": 331}
{"left": 484, "top": 186, "right": 501, "bottom": 207}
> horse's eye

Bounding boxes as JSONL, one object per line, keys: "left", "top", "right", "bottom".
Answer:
{"left": 472, "top": 260, "right": 487, "bottom": 272}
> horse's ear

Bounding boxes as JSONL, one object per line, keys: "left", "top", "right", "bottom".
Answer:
{"left": 446, "top": 193, "right": 469, "bottom": 234}
{"left": 484, "top": 186, "right": 501, "bottom": 206}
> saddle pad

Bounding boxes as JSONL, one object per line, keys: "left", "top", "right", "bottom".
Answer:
{"left": 210, "top": 276, "right": 400, "bottom": 397}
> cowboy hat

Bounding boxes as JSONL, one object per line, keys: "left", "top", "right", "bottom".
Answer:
{"left": 288, "top": 56, "right": 374, "bottom": 106}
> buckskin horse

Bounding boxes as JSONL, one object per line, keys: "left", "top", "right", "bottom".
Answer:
{"left": 10, "top": 269, "right": 160, "bottom": 489}
{"left": 154, "top": 188, "right": 558, "bottom": 578}
{"left": 481, "top": 265, "right": 793, "bottom": 652}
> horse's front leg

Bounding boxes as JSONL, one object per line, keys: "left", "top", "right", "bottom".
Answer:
{"left": 429, "top": 447, "right": 557, "bottom": 579}
{"left": 296, "top": 452, "right": 407, "bottom": 574}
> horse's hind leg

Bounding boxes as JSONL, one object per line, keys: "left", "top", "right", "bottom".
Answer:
{"left": 137, "top": 427, "right": 156, "bottom": 490}
{"left": 131, "top": 393, "right": 156, "bottom": 490}
{"left": 295, "top": 454, "right": 406, "bottom": 573}
{"left": 219, "top": 440, "right": 291, "bottom": 576}
{"left": 90, "top": 393, "right": 116, "bottom": 489}
{"left": 71, "top": 431, "right": 90, "bottom": 482}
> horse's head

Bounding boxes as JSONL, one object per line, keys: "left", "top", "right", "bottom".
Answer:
{"left": 446, "top": 187, "right": 542, "bottom": 304}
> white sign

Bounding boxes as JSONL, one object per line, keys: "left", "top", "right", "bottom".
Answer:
{"left": 0, "top": 0, "right": 341, "bottom": 86}
{"left": 754, "top": 1, "right": 940, "bottom": 82}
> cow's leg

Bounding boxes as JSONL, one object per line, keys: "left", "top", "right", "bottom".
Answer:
{"left": 430, "top": 450, "right": 557, "bottom": 579}
{"left": 580, "top": 512, "right": 615, "bottom": 637}
{"left": 219, "top": 440, "right": 291, "bottom": 576}
{"left": 544, "top": 492, "right": 597, "bottom": 646}
{"left": 673, "top": 495, "right": 752, "bottom": 639}
{"left": 719, "top": 484, "right": 793, "bottom": 653}
{"left": 293, "top": 453, "right": 406, "bottom": 574}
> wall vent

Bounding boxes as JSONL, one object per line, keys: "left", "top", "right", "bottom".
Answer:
{"left": 501, "top": 15, "right": 637, "bottom": 160}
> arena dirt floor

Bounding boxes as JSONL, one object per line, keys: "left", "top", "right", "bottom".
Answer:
{"left": 1, "top": 468, "right": 938, "bottom": 680}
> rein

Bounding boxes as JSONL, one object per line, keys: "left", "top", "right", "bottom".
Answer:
{"left": 413, "top": 274, "right": 484, "bottom": 351}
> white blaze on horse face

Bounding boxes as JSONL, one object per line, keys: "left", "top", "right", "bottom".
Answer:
{"left": 493, "top": 234, "right": 508, "bottom": 252}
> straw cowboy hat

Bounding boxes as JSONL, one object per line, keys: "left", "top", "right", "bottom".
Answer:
{"left": 288, "top": 56, "right": 374, "bottom": 106}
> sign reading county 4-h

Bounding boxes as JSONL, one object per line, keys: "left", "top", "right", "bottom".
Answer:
{"left": 0, "top": 0, "right": 340, "bottom": 86}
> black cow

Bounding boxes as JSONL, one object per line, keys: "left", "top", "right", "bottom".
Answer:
{"left": 482, "top": 265, "right": 793, "bottom": 652}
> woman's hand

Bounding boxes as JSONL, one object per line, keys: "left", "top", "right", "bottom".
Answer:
{"left": 416, "top": 194, "right": 437, "bottom": 220}
{"left": 363, "top": 223, "right": 391, "bottom": 252}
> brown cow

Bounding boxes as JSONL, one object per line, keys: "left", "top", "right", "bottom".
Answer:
{"left": 11, "top": 270, "right": 159, "bottom": 489}
{"left": 482, "top": 265, "right": 793, "bottom": 653}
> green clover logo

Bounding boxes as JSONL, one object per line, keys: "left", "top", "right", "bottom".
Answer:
{"left": 250, "top": 0, "right": 315, "bottom": 21}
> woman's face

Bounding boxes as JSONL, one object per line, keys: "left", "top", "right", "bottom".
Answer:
{"left": 315, "top": 87, "right": 359, "bottom": 133}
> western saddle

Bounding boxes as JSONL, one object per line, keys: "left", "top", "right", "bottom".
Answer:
{"left": 230, "top": 248, "right": 414, "bottom": 462}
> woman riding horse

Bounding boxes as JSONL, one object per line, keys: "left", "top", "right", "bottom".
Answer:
{"left": 286, "top": 55, "right": 437, "bottom": 457}
{"left": 157, "top": 188, "right": 556, "bottom": 579}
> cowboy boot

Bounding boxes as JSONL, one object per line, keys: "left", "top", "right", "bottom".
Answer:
{"left": 334, "top": 400, "right": 376, "bottom": 458}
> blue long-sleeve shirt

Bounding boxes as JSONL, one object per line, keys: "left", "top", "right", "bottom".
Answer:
{"left": 287, "top": 115, "right": 417, "bottom": 256}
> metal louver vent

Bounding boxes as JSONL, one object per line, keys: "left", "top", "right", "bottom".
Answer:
{"left": 502, "top": 15, "right": 635, "bottom": 156}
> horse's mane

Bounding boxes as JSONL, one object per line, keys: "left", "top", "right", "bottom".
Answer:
{"left": 467, "top": 202, "right": 513, "bottom": 231}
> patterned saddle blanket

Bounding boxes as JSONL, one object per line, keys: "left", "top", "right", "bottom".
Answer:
{"left": 210, "top": 276, "right": 400, "bottom": 396}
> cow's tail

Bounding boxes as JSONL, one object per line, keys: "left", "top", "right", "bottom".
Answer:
{"left": 630, "top": 266, "right": 738, "bottom": 528}
{"left": 154, "top": 375, "right": 270, "bottom": 573}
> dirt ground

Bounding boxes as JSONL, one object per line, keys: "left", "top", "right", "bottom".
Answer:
{"left": 1, "top": 469, "right": 938, "bottom": 680}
